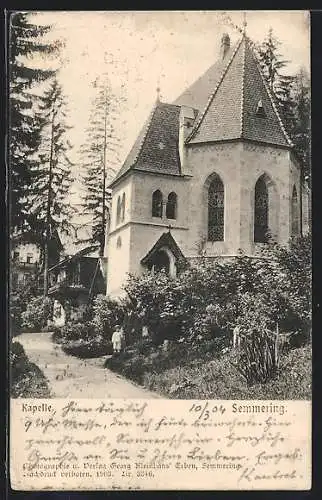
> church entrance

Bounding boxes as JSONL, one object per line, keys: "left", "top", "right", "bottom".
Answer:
{"left": 150, "top": 250, "right": 170, "bottom": 274}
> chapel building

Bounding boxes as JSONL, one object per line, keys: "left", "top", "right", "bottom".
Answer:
{"left": 106, "top": 32, "right": 309, "bottom": 299}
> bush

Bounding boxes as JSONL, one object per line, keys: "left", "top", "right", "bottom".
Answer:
{"left": 10, "top": 341, "right": 50, "bottom": 398}
{"left": 9, "top": 276, "right": 41, "bottom": 337}
{"left": 124, "top": 236, "right": 311, "bottom": 347}
{"left": 53, "top": 321, "right": 113, "bottom": 359}
{"left": 91, "top": 295, "right": 125, "bottom": 339}
{"left": 21, "top": 296, "right": 53, "bottom": 332}
{"left": 142, "top": 345, "right": 311, "bottom": 400}
{"left": 105, "top": 337, "right": 229, "bottom": 385}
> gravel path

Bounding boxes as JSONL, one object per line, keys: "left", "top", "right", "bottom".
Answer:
{"left": 17, "top": 332, "right": 161, "bottom": 399}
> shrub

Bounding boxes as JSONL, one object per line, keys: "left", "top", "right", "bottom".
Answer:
{"left": 92, "top": 295, "right": 125, "bottom": 339}
{"left": 123, "top": 236, "right": 311, "bottom": 346}
{"left": 54, "top": 321, "right": 113, "bottom": 359}
{"left": 142, "top": 345, "right": 311, "bottom": 400}
{"left": 21, "top": 296, "right": 53, "bottom": 332}
{"left": 9, "top": 276, "right": 41, "bottom": 337}
{"left": 105, "top": 337, "right": 228, "bottom": 385}
{"left": 10, "top": 341, "right": 50, "bottom": 398}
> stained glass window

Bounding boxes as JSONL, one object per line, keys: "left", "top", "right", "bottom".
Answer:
{"left": 291, "top": 185, "right": 299, "bottom": 236}
{"left": 208, "top": 175, "right": 224, "bottom": 241}
{"left": 254, "top": 177, "right": 269, "bottom": 243}
{"left": 152, "top": 190, "right": 163, "bottom": 218}
{"left": 166, "top": 192, "right": 177, "bottom": 219}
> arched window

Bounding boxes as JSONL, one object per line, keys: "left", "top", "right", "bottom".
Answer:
{"left": 291, "top": 185, "right": 299, "bottom": 236}
{"left": 208, "top": 174, "right": 224, "bottom": 241}
{"left": 254, "top": 176, "right": 269, "bottom": 243}
{"left": 166, "top": 192, "right": 177, "bottom": 219}
{"left": 121, "top": 192, "right": 126, "bottom": 222}
{"left": 116, "top": 196, "right": 122, "bottom": 225}
{"left": 152, "top": 190, "right": 163, "bottom": 218}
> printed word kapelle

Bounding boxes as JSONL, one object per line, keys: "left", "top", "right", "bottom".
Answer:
{"left": 22, "top": 404, "right": 53, "bottom": 414}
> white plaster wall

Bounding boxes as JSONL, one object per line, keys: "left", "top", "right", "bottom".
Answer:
{"left": 106, "top": 225, "right": 131, "bottom": 299}
{"left": 12, "top": 243, "right": 40, "bottom": 263}
{"left": 106, "top": 140, "right": 298, "bottom": 298}
{"left": 109, "top": 176, "right": 133, "bottom": 233}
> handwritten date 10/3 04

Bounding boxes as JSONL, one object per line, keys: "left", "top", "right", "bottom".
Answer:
{"left": 189, "top": 402, "right": 226, "bottom": 422}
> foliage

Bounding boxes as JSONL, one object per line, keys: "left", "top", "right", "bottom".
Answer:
{"left": 143, "top": 344, "right": 311, "bottom": 400}
{"left": 233, "top": 293, "right": 279, "bottom": 384}
{"left": 79, "top": 74, "right": 125, "bottom": 253}
{"left": 124, "top": 236, "right": 311, "bottom": 348}
{"left": 10, "top": 341, "right": 51, "bottom": 398}
{"left": 292, "top": 68, "right": 311, "bottom": 185}
{"left": 9, "top": 275, "right": 41, "bottom": 336}
{"left": 21, "top": 296, "right": 53, "bottom": 332}
{"left": 256, "top": 29, "right": 311, "bottom": 185}
{"left": 9, "top": 12, "right": 61, "bottom": 230}
{"left": 105, "top": 336, "right": 229, "bottom": 385}
{"left": 52, "top": 321, "right": 113, "bottom": 358}
{"left": 91, "top": 294, "right": 125, "bottom": 339}
{"left": 25, "top": 78, "right": 74, "bottom": 294}
{"left": 255, "top": 29, "right": 296, "bottom": 133}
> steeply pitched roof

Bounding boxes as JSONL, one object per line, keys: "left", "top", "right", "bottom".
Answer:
{"left": 141, "top": 231, "right": 186, "bottom": 266}
{"left": 173, "top": 43, "right": 237, "bottom": 113}
{"left": 186, "top": 36, "right": 292, "bottom": 147}
{"left": 110, "top": 102, "right": 182, "bottom": 186}
{"left": 111, "top": 34, "right": 292, "bottom": 187}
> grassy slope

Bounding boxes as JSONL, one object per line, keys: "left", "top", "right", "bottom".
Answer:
{"left": 106, "top": 344, "right": 311, "bottom": 400}
{"left": 10, "top": 341, "right": 51, "bottom": 398}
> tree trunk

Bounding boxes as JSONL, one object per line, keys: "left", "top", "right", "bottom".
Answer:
{"left": 101, "top": 91, "right": 108, "bottom": 257}
{"left": 43, "top": 107, "right": 56, "bottom": 296}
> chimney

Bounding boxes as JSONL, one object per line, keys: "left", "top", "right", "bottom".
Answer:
{"left": 179, "top": 106, "right": 195, "bottom": 174}
{"left": 220, "top": 33, "right": 230, "bottom": 60}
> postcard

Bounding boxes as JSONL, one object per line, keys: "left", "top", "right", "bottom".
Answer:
{"left": 8, "top": 10, "right": 311, "bottom": 490}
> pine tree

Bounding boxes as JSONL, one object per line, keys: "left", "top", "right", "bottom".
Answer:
{"left": 9, "top": 12, "right": 60, "bottom": 231}
{"left": 27, "top": 78, "right": 74, "bottom": 295}
{"left": 79, "top": 74, "right": 124, "bottom": 255}
{"left": 292, "top": 68, "right": 311, "bottom": 185}
{"left": 255, "top": 28, "right": 296, "bottom": 135}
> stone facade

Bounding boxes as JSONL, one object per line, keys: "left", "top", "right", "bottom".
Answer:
{"left": 106, "top": 33, "right": 309, "bottom": 299}
{"left": 107, "top": 140, "right": 304, "bottom": 298}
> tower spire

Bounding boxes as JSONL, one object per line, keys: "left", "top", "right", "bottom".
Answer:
{"left": 242, "top": 11, "right": 247, "bottom": 35}
{"left": 156, "top": 76, "right": 161, "bottom": 102}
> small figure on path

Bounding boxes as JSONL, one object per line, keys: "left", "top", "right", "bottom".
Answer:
{"left": 112, "top": 325, "right": 124, "bottom": 354}
{"left": 233, "top": 324, "right": 241, "bottom": 349}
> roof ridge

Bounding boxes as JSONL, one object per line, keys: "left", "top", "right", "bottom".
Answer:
{"left": 246, "top": 37, "right": 293, "bottom": 147}
{"left": 240, "top": 36, "right": 246, "bottom": 137}
{"left": 186, "top": 37, "right": 244, "bottom": 143}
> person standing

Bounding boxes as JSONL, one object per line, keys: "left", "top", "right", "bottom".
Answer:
{"left": 112, "top": 325, "right": 123, "bottom": 354}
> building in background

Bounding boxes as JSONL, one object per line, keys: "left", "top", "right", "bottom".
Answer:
{"left": 10, "top": 230, "right": 63, "bottom": 290}
{"left": 47, "top": 224, "right": 106, "bottom": 325}
{"left": 106, "top": 32, "right": 310, "bottom": 299}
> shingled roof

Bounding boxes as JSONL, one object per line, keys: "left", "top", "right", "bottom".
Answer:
{"left": 111, "top": 33, "right": 292, "bottom": 186}
{"left": 183, "top": 35, "right": 292, "bottom": 147}
{"left": 110, "top": 102, "right": 182, "bottom": 186}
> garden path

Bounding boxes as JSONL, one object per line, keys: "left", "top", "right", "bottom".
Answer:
{"left": 17, "top": 332, "right": 162, "bottom": 399}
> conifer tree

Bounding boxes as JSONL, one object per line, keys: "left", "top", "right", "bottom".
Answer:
{"left": 255, "top": 28, "right": 296, "bottom": 135}
{"left": 79, "top": 74, "right": 124, "bottom": 255}
{"left": 27, "top": 78, "right": 74, "bottom": 295}
{"left": 256, "top": 29, "right": 311, "bottom": 186}
{"left": 9, "top": 12, "right": 60, "bottom": 231}
{"left": 292, "top": 68, "right": 311, "bottom": 185}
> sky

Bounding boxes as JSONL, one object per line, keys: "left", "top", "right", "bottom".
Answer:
{"left": 24, "top": 10, "right": 310, "bottom": 206}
